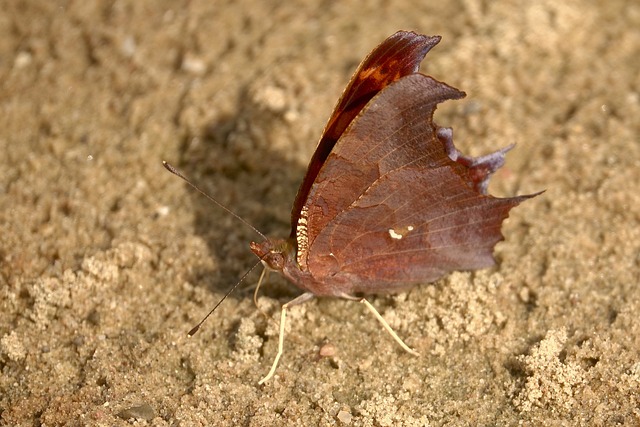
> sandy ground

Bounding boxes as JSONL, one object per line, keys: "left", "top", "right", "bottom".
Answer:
{"left": 1, "top": 1, "right": 639, "bottom": 426}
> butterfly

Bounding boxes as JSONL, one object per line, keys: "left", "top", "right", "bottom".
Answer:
{"left": 166, "top": 30, "right": 539, "bottom": 384}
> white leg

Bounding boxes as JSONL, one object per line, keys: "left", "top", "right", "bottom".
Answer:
{"left": 360, "top": 298, "right": 420, "bottom": 356}
{"left": 258, "top": 292, "right": 314, "bottom": 385}
{"left": 253, "top": 268, "right": 272, "bottom": 320}
{"left": 253, "top": 268, "right": 267, "bottom": 308}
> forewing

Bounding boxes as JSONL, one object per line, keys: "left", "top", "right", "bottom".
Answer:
{"left": 290, "top": 31, "right": 441, "bottom": 235}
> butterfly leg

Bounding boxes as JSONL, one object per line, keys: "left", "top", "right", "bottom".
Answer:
{"left": 359, "top": 298, "right": 420, "bottom": 357}
{"left": 258, "top": 292, "right": 314, "bottom": 385}
{"left": 253, "top": 268, "right": 271, "bottom": 320}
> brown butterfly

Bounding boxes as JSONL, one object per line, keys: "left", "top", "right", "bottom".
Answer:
{"left": 166, "top": 31, "right": 539, "bottom": 384}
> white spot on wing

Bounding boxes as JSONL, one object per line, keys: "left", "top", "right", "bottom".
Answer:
{"left": 389, "top": 229, "right": 403, "bottom": 240}
{"left": 388, "top": 225, "right": 415, "bottom": 240}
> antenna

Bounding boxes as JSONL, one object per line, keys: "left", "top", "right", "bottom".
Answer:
{"left": 187, "top": 259, "right": 263, "bottom": 336}
{"left": 162, "top": 161, "right": 267, "bottom": 241}
{"left": 162, "top": 161, "right": 268, "bottom": 335}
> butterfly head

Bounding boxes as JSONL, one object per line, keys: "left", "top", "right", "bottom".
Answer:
{"left": 249, "top": 238, "right": 296, "bottom": 272}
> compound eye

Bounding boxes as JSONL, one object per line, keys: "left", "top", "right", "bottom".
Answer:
{"left": 263, "top": 251, "right": 284, "bottom": 271}
{"left": 270, "top": 252, "right": 284, "bottom": 270}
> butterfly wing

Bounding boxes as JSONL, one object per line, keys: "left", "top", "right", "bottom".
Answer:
{"left": 290, "top": 31, "right": 441, "bottom": 235}
{"left": 298, "top": 74, "right": 534, "bottom": 295}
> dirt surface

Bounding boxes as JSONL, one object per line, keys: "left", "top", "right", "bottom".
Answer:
{"left": 1, "top": 1, "right": 639, "bottom": 426}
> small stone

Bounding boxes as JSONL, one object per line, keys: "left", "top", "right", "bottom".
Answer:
{"left": 337, "top": 410, "right": 352, "bottom": 424}
{"left": 319, "top": 342, "right": 337, "bottom": 357}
